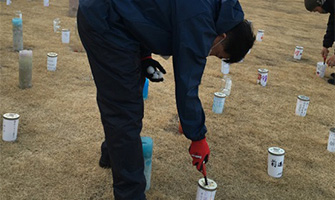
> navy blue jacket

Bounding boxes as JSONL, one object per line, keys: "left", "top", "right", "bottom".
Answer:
{"left": 79, "top": 0, "right": 244, "bottom": 141}
{"left": 322, "top": 0, "right": 334, "bottom": 48}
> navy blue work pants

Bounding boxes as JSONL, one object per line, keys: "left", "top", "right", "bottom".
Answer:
{"left": 77, "top": 9, "right": 146, "bottom": 200}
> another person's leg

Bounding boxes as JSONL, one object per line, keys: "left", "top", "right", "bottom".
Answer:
{"left": 77, "top": 9, "right": 146, "bottom": 200}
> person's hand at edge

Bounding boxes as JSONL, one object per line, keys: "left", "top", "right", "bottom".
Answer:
{"left": 321, "top": 47, "right": 329, "bottom": 58}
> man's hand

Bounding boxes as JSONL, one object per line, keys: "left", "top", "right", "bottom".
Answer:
{"left": 321, "top": 47, "right": 329, "bottom": 58}
{"left": 189, "top": 138, "right": 210, "bottom": 176}
{"left": 326, "top": 54, "right": 335, "bottom": 67}
{"left": 141, "top": 56, "right": 166, "bottom": 82}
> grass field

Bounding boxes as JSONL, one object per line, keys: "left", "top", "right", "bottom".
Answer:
{"left": 0, "top": 0, "right": 334, "bottom": 199}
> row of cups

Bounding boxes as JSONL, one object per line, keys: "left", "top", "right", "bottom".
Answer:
{"left": 256, "top": 29, "right": 330, "bottom": 75}
{"left": 5, "top": 0, "right": 49, "bottom": 6}
{"left": 268, "top": 128, "right": 335, "bottom": 178}
{"left": 196, "top": 137, "right": 334, "bottom": 200}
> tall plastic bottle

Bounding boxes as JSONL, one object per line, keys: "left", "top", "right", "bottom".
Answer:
{"left": 19, "top": 50, "right": 33, "bottom": 89}
{"left": 143, "top": 78, "right": 149, "bottom": 100}
{"left": 141, "top": 136, "right": 153, "bottom": 191}
{"left": 221, "top": 59, "right": 230, "bottom": 75}
{"left": 221, "top": 74, "right": 232, "bottom": 96}
{"left": 12, "top": 18, "right": 23, "bottom": 51}
{"left": 69, "top": 0, "right": 79, "bottom": 17}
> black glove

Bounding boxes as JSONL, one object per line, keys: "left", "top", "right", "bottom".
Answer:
{"left": 141, "top": 57, "right": 166, "bottom": 82}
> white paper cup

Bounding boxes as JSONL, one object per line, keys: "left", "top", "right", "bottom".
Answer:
{"left": 196, "top": 178, "right": 217, "bottom": 200}
{"left": 327, "top": 128, "right": 335, "bottom": 152}
{"left": 256, "top": 29, "right": 264, "bottom": 42}
{"left": 257, "top": 68, "right": 268, "bottom": 86}
{"left": 293, "top": 46, "right": 303, "bottom": 60}
{"left": 212, "top": 92, "right": 226, "bottom": 114}
{"left": 61, "top": 29, "right": 70, "bottom": 44}
{"left": 2, "top": 113, "right": 20, "bottom": 142}
{"left": 47, "top": 52, "right": 58, "bottom": 71}
{"left": 316, "top": 62, "right": 326, "bottom": 78}
{"left": 268, "top": 147, "right": 285, "bottom": 178}
{"left": 295, "top": 95, "right": 310, "bottom": 117}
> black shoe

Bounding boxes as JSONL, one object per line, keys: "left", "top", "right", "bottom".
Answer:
{"left": 331, "top": 73, "right": 335, "bottom": 78}
{"left": 328, "top": 78, "right": 335, "bottom": 85}
{"left": 99, "top": 156, "right": 111, "bottom": 169}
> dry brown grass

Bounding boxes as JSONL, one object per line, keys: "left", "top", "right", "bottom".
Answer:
{"left": 1, "top": 0, "right": 334, "bottom": 199}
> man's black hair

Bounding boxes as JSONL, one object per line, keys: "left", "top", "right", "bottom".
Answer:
{"left": 222, "top": 20, "right": 255, "bottom": 63}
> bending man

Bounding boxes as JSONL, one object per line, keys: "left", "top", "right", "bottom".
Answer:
{"left": 77, "top": 0, "right": 255, "bottom": 199}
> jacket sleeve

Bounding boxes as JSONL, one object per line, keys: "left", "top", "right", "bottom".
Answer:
{"left": 172, "top": 13, "right": 217, "bottom": 141}
{"left": 323, "top": 13, "right": 335, "bottom": 48}
{"left": 140, "top": 44, "right": 152, "bottom": 58}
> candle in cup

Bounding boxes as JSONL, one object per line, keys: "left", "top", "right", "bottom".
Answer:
{"left": 12, "top": 18, "right": 23, "bottom": 51}
{"left": 19, "top": 50, "right": 33, "bottom": 89}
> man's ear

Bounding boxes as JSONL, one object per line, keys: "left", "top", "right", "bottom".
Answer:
{"left": 221, "top": 33, "right": 227, "bottom": 40}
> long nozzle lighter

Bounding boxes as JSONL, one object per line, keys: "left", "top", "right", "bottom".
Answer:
{"left": 204, "top": 176, "right": 208, "bottom": 185}
{"left": 202, "top": 161, "right": 208, "bottom": 185}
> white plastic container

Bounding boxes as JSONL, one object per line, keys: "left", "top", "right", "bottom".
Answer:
{"left": 196, "top": 178, "right": 217, "bottom": 200}
{"left": 53, "top": 18, "right": 61, "bottom": 33}
{"left": 257, "top": 68, "right": 268, "bottom": 87}
{"left": 327, "top": 128, "right": 335, "bottom": 152}
{"left": 256, "top": 29, "right": 264, "bottom": 42}
{"left": 295, "top": 95, "right": 310, "bottom": 117}
{"left": 2, "top": 113, "right": 20, "bottom": 142}
{"left": 222, "top": 75, "right": 232, "bottom": 96}
{"left": 15, "top": 10, "right": 22, "bottom": 19}
{"left": 316, "top": 62, "right": 326, "bottom": 78}
{"left": 212, "top": 92, "right": 226, "bottom": 114}
{"left": 44, "top": 0, "right": 49, "bottom": 7}
{"left": 293, "top": 46, "right": 303, "bottom": 60}
{"left": 47, "top": 52, "right": 58, "bottom": 71}
{"left": 221, "top": 60, "right": 230, "bottom": 75}
{"left": 61, "top": 29, "right": 70, "bottom": 44}
{"left": 268, "top": 147, "right": 285, "bottom": 178}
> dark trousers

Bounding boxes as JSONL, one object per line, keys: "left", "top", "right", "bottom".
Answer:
{"left": 77, "top": 9, "right": 146, "bottom": 200}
